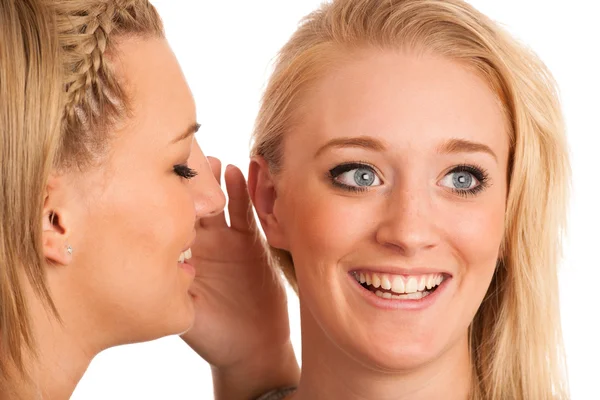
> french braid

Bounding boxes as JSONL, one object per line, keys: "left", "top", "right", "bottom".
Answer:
{"left": 51, "top": 0, "right": 163, "bottom": 167}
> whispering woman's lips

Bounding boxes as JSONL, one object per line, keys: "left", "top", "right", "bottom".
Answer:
{"left": 177, "top": 248, "right": 195, "bottom": 277}
{"left": 178, "top": 248, "right": 192, "bottom": 264}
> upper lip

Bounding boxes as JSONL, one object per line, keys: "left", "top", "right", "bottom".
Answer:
{"left": 181, "top": 234, "right": 196, "bottom": 253}
{"left": 349, "top": 266, "right": 453, "bottom": 277}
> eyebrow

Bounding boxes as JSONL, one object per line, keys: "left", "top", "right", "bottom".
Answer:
{"left": 315, "top": 136, "right": 388, "bottom": 158}
{"left": 171, "top": 122, "right": 201, "bottom": 144}
{"left": 437, "top": 138, "right": 498, "bottom": 162}
{"left": 314, "top": 135, "right": 497, "bottom": 162}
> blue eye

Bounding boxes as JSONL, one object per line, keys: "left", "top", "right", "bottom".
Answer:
{"left": 329, "top": 163, "right": 382, "bottom": 192}
{"left": 439, "top": 164, "right": 489, "bottom": 197}
{"left": 173, "top": 164, "right": 197, "bottom": 180}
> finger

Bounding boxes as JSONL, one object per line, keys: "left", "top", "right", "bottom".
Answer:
{"left": 225, "top": 164, "right": 257, "bottom": 233}
{"left": 198, "top": 156, "right": 227, "bottom": 229}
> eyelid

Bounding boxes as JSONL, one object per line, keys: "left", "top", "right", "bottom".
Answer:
{"left": 328, "top": 162, "right": 383, "bottom": 192}
{"left": 439, "top": 163, "right": 490, "bottom": 198}
{"left": 328, "top": 162, "right": 490, "bottom": 197}
{"left": 329, "top": 162, "right": 382, "bottom": 178}
{"left": 448, "top": 164, "right": 488, "bottom": 182}
{"left": 174, "top": 164, "right": 198, "bottom": 180}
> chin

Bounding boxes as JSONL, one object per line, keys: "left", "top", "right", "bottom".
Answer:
{"left": 368, "top": 345, "right": 439, "bottom": 371}
{"left": 342, "top": 326, "right": 445, "bottom": 372}
{"left": 145, "top": 294, "right": 195, "bottom": 340}
{"left": 167, "top": 293, "right": 196, "bottom": 336}
{"left": 351, "top": 347, "right": 440, "bottom": 373}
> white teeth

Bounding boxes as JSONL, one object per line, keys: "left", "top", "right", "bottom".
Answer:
{"left": 391, "top": 275, "right": 405, "bottom": 293}
{"left": 178, "top": 248, "right": 192, "bottom": 263}
{"left": 372, "top": 274, "right": 381, "bottom": 289}
{"left": 417, "top": 276, "right": 427, "bottom": 292}
{"left": 380, "top": 275, "right": 392, "bottom": 290}
{"left": 406, "top": 277, "right": 418, "bottom": 293}
{"left": 403, "top": 291, "right": 428, "bottom": 300}
{"left": 374, "top": 290, "right": 430, "bottom": 300}
{"left": 355, "top": 271, "right": 446, "bottom": 297}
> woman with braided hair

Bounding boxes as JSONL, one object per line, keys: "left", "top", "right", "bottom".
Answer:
{"left": 0, "top": 0, "right": 298, "bottom": 398}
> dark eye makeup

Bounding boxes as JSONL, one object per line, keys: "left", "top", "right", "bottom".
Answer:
{"left": 328, "top": 162, "right": 380, "bottom": 193}
{"left": 173, "top": 164, "right": 198, "bottom": 180}
{"left": 328, "top": 162, "right": 490, "bottom": 197}
{"left": 445, "top": 164, "right": 489, "bottom": 198}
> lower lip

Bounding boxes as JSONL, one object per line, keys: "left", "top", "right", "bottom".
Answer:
{"left": 178, "top": 261, "right": 196, "bottom": 277}
{"left": 348, "top": 273, "right": 450, "bottom": 311}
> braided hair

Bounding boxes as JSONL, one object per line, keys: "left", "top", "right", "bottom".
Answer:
{"left": 51, "top": 0, "right": 163, "bottom": 168}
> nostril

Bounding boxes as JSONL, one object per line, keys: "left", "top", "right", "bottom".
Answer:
{"left": 201, "top": 189, "right": 225, "bottom": 217}
{"left": 195, "top": 197, "right": 224, "bottom": 218}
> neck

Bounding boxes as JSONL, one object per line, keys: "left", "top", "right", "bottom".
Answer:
{"left": 292, "top": 306, "right": 472, "bottom": 400}
{"left": 1, "top": 280, "right": 101, "bottom": 400}
{"left": 31, "top": 310, "right": 96, "bottom": 399}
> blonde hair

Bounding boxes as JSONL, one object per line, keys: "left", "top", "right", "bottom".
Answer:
{"left": 250, "top": 0, "right": 570, "bottom": 398}
{"left": 0, "top": 0, "right": 63, "bottom": 390}
{"left": 0, "top": 0, "right": 164, "bottom": 392}
{"left": 53, "top": 0, "right": 164, "bottom": 168}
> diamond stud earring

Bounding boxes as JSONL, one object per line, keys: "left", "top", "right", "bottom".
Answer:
{"left": 66, "top": 245, "right": 73, "bottom": 255}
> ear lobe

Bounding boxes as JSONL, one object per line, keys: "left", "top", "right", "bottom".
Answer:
{"left": 42, "top": 216, "right": 71, "bottom": 266}
{"left": 42, "top": 175, "right": 73, "bottom": 267}
{"left": 248, "top": 156, "right": 289, "bottom": 250}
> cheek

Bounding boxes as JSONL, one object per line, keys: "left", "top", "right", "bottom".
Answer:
{"left": 117, "top": 186, "right": 196, "bottom": 299}
{"left": 77, "top": 175, "right": 195, "bottom": 318}
{"left": 282, "top": 185, "right": 371, "bottom": 265}
{"left": 440, "top": 186, "right": 506, "bottom": 264}
{"left": 452, "top": 218, "right": 501, "bottom": 261}
{"left": 442, "top": 197, "right": 505, "bottom": 303}
{"left": 108, "top": 185, "right": 190, "bottom": 259}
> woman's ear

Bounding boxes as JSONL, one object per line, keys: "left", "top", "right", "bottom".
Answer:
{"left": 42, "top": 173, "right": 73, "bottom": 266}
{"left": 248, "top": 156, "right": 289, "bottom": 250}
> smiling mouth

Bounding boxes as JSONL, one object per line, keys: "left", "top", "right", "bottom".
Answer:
{"left": 178, "top": 248, "right": 192, "bottom": 264}
{"left": 351, "top": 271, "right": 446, "bottom": 300}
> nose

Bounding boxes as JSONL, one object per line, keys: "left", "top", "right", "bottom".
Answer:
{"left": 375, "top": 185, "right": 439, "bottom": 257}
{"left": 188, "top": 141, "right": 226, "bottom": 219}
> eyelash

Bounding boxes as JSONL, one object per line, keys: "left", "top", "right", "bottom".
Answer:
{"left": 328, "top": 162, "right": 378, "bottom": 193}
{"left": 447, "top": 164, "right": 490, "bottom": 198}
{"left": 328, "top": 162, "right": 490, "bottom": 197}
{"left": 173, "top": 164, "right": 198, "bottom": 180}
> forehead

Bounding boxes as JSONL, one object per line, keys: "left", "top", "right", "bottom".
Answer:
{"left": 294, "top": 49, "right": 509, "bottom": 157}
{"left": 110, "top": 37, "right": 196, "bottom": 148}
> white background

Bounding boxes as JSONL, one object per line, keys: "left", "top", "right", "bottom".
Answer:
{"left": 72, "top": 1, "right": 600, "bottom": 399}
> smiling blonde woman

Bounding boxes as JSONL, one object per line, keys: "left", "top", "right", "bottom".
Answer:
{"left": 249, "top": 0, "right": 570, "bottom": 399}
